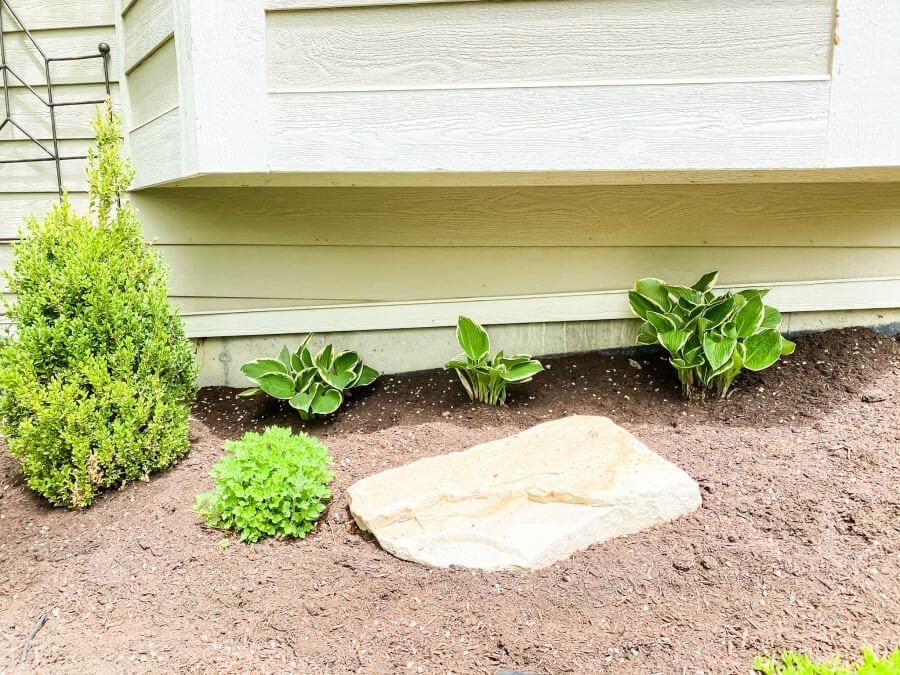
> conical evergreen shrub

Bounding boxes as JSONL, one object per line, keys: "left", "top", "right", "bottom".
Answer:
{"left": 0, "top": 104, "right": 197, "bottom": 507}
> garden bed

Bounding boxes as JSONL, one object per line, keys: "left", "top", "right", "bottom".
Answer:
{"left": 1, "top": 327, "right": 897, "bottom": 673}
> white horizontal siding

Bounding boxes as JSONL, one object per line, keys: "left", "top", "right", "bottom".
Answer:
{"left": 269, "top": 80, "right": 830, "bottom": 173}
{"left": 128, "top": 108, "right": 181, "bottom": 187}
{"left": 0, "top": 26, "right": 117, "bottom": 86}
{"left": 126, "top": 36, "right": 177, "bottom": 130}
{"left": 0, "top": 0, "right": 113, "bottom": 31}
{"left": 267, "top": 0, "right": 834, "bottom": 92}
{"left": 0, "top": 85, "right": 119, "bottom": 141}
{"left": 122, "top": 0, "right": 174, "bottom": 72}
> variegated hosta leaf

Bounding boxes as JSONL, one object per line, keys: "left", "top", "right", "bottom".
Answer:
{"left": 241, "top": 358, "right": 287, "bottom": 379}
{"left": 333, "top": 351, "right": 360, "bottom": 373}
{"left": 354, "top": 364, "right": 379, "bottom": 387}
{"left": 657, "top": 329, "right": 691, "bottom": 355}
{"left": 500, "top": 360, "right": 543, "bottom": 383}
{"left": 763, "top": 305, "right": 783, "bottom": 329}
{"left": 636, "top": 322, "right": 658, "bottom": 345}
{"left": 702, "top": 334, "right": 737, "bottom": 372}
{"left": 277, "top": 345, "right": 292, "bottom": 372}
{"left": 456, "top": 315, "right": 490, "bottom": 362}
{"left": 646, "top": 310, "right": 678, "bottom": 333}
{"left": 236, "top": 387, "right": 261, "bottom": 398}
{"left": 743, "top": 329, "right": 783, "bottom": 371}
{"left": 314, "top": 344, "right": 334, "bottom": 372}
{"left": 691, "top": 270, "right": 719, "bottom": 292}
{"left": 256, "top": 372, "right": 295, "bottom": 400}
{"left": 321, "top": 369, "right": 356, "bottom": 390}
{"left": 634, "top": 278, "right": 671, "bottom": 312}
{"left": 311, "top": 388, "right": 342, "bottom": 415}
{"left": 732, "top": 295, "right": 764, "bottom": 338}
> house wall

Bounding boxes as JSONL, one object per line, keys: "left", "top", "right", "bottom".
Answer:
{"left": 1, "top": 0, "right": 898, "bottom": 386}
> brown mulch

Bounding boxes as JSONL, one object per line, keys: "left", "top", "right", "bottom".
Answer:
{"left": 1, "top": 327, "right": 898, "bottom": 673}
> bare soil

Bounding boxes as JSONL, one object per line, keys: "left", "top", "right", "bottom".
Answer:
{"left": 1, "top": 327, "right": 898, "bottom": 674}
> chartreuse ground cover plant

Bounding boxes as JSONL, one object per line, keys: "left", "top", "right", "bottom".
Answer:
{"left": 444, "top": 316, "right": 544, "bottom": 406}
{"left": 752, "top": 646, "right": 900, "bottom": 674}
{"left": 195, "top": 426, "right": 333, "bottom": 543}
{"left": 628, "top": 271, "right": 795, "bottom": 400}
{"left": 239, "top": 336, "right": 378, "bottom": 420}
{"left": 0, "top": 103, "right": 196, "bottom": 508}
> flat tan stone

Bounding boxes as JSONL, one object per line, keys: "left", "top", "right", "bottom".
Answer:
{"left": 347, "top": 416, "right": 701, "bottom": 571}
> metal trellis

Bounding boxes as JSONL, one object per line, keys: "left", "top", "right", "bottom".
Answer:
{"left": 1, "top": 0, "right": 111, "bottom": 199}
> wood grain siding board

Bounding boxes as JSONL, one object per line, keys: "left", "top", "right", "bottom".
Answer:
{"left": 126, "top": 37, "right": 178, "bottom": 130}
{"left": 0, "top": 26, "right": 118, "bottom": 86}
{"left": 0, "top": 0, "right": 114, "bottom": 31}
{"left": 0, "top": 193, "right": 90, "bottom": 237}
{"left": 269, "top": 81, "right": 830, "bottom": 172}
{"left": 146, "top": 245, "right": 900, "bottom": 301}
{"left": 1, "top": 84, "right": 120, "bottom": 141}
{"left": 266, "top": 0, "right": 834, "bottom": 92}
{"left": 123, "top": 0, "right": 174, "bottom": 73}
{"left": 128, "top": 108, "right": 181, "bottom": 187}
{"left": 176, "top": 278, "right": 900, "bottom": 339}
{"left": 827, "top": 1, "right": 900, "bottom": 167}
{"left": 129, "top": 183, "right": 900, "bottom": 248}
{"left": 1, "top": 139, "right": 92, "bottom": 192}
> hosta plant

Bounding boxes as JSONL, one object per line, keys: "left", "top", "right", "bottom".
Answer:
{"left": 444, "top": 316, "right": 543, "bottom": 406}
{"left": 195, "top": 426, "right": 333, "bottom": 543}
{"left": 628, "top": 271, "right": 795, "bottom": 400}
{"left": 239, "top": 336, "right": 378, "bottom": 420}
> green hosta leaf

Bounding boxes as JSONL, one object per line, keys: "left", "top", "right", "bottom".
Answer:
{"left": 312, "top": 388, "right": 343, "bottom": 415}
{"left": 634, "top": 278, "right": 671, "bottom": 312}
{"left": 780, "top": 336, "right": 796, "bottom": 355}
{"left": 242, "top": 358, "right": 288, "bottom": 379}
{"left": 628, "top": 291, "right": 662, "bottom": 320}
{"left": 457, "top": 315, "right": 490, "bottom": 361}
{"left": 702, "top": 334, "right": 737, "bottom": 372}
{"left": 277, "top": 345, "right": 292, "bottom": 372}
{"left": 294, "top": 367, "right": 316, "bottom": 392}
{"left": 646, "top": 310, "right": 677, "bottom": 333}
{"left": 636, "top": 322, "right": 658, "bottom": 345}
{"left": 737, "top": 288, "right": 770, "bottom": 302}
{"left": 291, "top": 352, "right": 304, "bottom": 372}
{"left": 354, "top": 364, "right": 379, "bottom": 387}
{"left": 256, "top": 372, "right": 295, "bottom": 400}
{"left": 236, "top": 387, "right": 262, "bottom": 398}
{"left": 743, "top": 329, "right": 783, "bottom": 371}
{"left": 445, "top": 355, "right": 470, "bottom": 371}
{"left": 762, "top": 305, "right": 782, "bottom": 329}
{"left": 732, "top": 295, "right": 764, "bottom": 338}
{"left": 658, "top": 329, "right": 691, "bottom": 355}
{"left": 500, "top": 360, "right": 543, "bottom": 383}
{"left": 321, "top": 370, "right": 356, "bottom": 391}
{"left": 683, "top": 346, "right": 703, "bottom": 367}
{"left": 333, "top": 351, "right": 360, "bottom": 373}
{"left": 314, "top": 344, "right": 334, "bottom": 372}
{"left": 691, "top": 271, "right": 719, "bottom": 292}
{"left": 703, "top": 294, "right": 737, "bottom": 327}
{"left": 667, "top": 285, "right": 703, "bottom": 305}
{"left": 289, "top": 390, "right": 314, "bottom": 413}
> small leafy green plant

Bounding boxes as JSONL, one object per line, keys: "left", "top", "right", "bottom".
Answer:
{"left": 444, "top": 316, "right": 543, "bottom": 406}
{"left": 753, "top": 646, "right": 900, "bottom": 674}
{"left": 239, "top": 336, "right": 378, "bottom": 420}
{"left": 0, "top": 103, "right": 196, "bottom": 508}
{"left": 195, "top": 426, "right": 334, "bottom": 543}
{"left": 628, "top": 271, "right": 795, "bottom": 400}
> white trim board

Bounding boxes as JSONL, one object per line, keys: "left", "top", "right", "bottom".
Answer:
{"left": 178, "top": 277, "right": 900, "bottom": 338}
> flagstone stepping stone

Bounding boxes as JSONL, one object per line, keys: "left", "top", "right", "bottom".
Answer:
{"left": 347, "top": 416, "right": 701, "bottom": 571}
